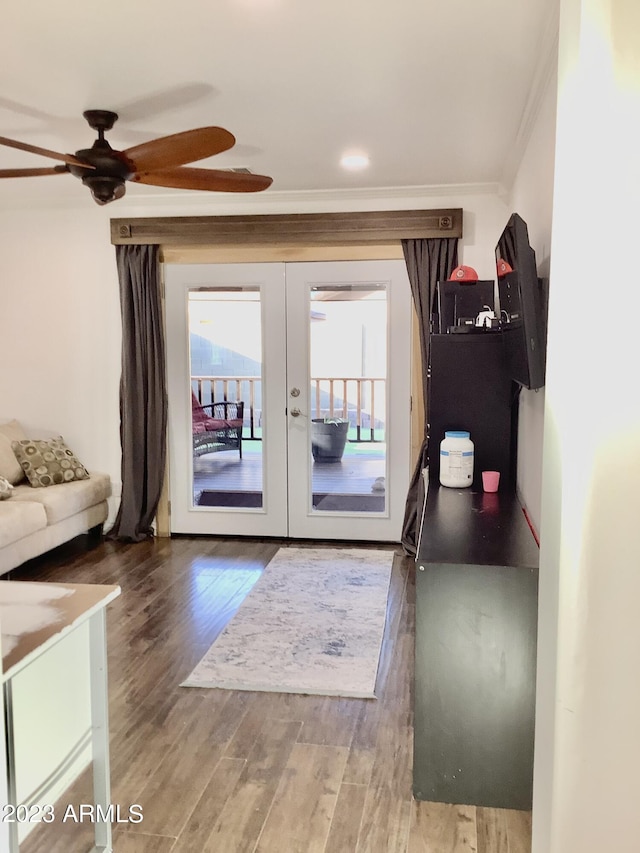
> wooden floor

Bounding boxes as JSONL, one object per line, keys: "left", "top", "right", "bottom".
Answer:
{"left": 194, "top": 441, "right": 386, "bottom": 499}
{"left": 6, "top": 534, "right": 532, "bottom": 852}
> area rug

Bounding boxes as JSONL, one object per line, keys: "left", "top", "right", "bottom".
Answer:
{"left": 181, "top": 546, "right": 394, "bottom": 698}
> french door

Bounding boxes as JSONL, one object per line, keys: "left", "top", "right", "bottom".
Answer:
{"left": 165, "top": 260, "right": 411, "bottom": 541}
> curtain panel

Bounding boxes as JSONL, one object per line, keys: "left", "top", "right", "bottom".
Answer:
{"left": 401, "top": 237, "right": 458, "bottom": 555}
{"left": 109, "top": 244, "right": 168, "bottom": 542}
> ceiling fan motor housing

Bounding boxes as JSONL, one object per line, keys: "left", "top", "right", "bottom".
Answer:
{"left": 81, "top": 174, "right": 126, "bottom": 205}
{"left": 69, "top": 138, "right": 134, "bottom": 205}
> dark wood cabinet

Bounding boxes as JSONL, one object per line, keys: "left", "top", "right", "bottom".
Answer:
{"left": 414, "top": 485, "right": 539, "bottom": 810}
{"left": 414, "top": 318, "right": 539, "bottom": 809}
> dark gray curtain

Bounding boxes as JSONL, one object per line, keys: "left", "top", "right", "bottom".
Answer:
{"left": 401, "top": 237, "right": 458, "bottom": 555}
{"left": 109, "top": 244, "right": 168, "bottom": 542}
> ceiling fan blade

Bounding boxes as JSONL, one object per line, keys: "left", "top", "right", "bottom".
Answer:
{"left": 134, "top": 166, "right": 273, "bottom": 193}
{"left": 0, "top": 135, "right": 90, "bottom": 168}
{"left": 0, "top": 166, "right": 67, "bottom": 178}
{"left": 123, "top": 127, "right": 236, "bottom": 172}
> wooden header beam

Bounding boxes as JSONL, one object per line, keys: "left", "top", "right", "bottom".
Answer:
{"left": 110, "top": 208, "right": 463, "bottom": 246}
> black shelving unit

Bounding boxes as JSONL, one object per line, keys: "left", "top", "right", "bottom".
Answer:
{"left": 413, "top": 315, "right": 538, "bottom": 810}
{"left": 427, "top": 332, "right": 514, "bottom": 489}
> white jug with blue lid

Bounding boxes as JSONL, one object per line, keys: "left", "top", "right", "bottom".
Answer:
{"left": 439, "top": 430, "right": 474, "bottom": 488}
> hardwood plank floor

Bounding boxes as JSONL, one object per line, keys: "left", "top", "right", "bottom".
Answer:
{"left": 193, "top": 442, "right": 386, "bottom": 498}
{"left": 4, "top": 533, "right": 532, "bottom": 852}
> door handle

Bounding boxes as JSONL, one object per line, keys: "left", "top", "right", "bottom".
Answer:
{"left": 290, "top": 407, "right": 303, "bottom": 417}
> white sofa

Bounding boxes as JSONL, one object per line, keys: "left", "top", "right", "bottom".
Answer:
{"left": 0, "top": 420, "right": 111, "bottom": 577}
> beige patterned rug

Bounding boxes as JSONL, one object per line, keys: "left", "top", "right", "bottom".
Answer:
{"left": 181, "top": 546, "right": 394, "bottom": 698}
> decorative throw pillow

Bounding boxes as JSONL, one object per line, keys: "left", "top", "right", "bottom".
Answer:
{"left": 11, "top": 436, "right": 90, "bottom": 488}
{"left": 0, "top": 419, "right": 28, "bottom": 485}
{"left": 0, "top": 475, "right": 13, "bottom": 500}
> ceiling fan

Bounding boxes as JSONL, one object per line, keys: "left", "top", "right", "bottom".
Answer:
{"left": 0, "top": 109, "right": 273, "bottom": 205}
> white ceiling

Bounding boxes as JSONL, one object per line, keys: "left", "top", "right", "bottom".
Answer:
{"left": 0, "top": 0, "right": 556, "bottom": 209}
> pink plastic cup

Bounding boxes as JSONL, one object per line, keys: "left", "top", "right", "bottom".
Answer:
{"left": 482, "top": 471, "right": 500, "bottom": 493}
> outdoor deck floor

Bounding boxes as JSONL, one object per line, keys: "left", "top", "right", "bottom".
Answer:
{"left": 193, "top": 440, "right": 386, "bottom": 499}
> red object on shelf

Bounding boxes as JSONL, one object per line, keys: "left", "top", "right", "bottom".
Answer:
{"left": 496, "top": 257, "right": 513, "bottom": 277}
{"left": 448, "top": 264, "right": 478, "bottom": 283}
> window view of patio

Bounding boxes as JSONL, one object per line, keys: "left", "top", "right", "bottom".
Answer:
{"left": 188, "top": 283, "right": 387, "bottom": 514}
{"left": 189, "top": 287, "right": 264, "bottom": 509}
{"left": 308, "top": 283, "right": 387, "bottom": 513}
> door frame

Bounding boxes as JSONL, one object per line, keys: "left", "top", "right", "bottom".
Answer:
{"left": 159, "top": 246, "right": 417, "bottom": 539}
{"left": 285, "top": 259, "right": 412, "bottom": 541}
{"left": 164, "top": 259, "right": 411, "bottom": 541}
{"left": 164, "top": 263, "right": 289, "bottom": 537}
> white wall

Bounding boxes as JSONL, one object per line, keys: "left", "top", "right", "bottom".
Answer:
{"left": 533, "top": 0, "right": 640, "bottom": 850}
{"left": 0, "top": 206, "right": 123, "bottom": 521}
{"left": 507, "top": 61, "right": 558, "bottom": 534}
{"left": 448, "top": 193, "right": 510, "bottom": 279}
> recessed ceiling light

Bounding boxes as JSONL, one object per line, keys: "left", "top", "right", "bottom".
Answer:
{"left": 340, "top": 154, "right": 370, "bottom": 170}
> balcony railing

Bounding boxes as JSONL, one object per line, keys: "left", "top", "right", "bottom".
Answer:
{"left": 191, "top": 375, "right": 386, "bottom": 442}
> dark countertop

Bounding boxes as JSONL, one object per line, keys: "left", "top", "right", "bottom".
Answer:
{"left": 417, "top": 481, "right": 539, "bottom": 569}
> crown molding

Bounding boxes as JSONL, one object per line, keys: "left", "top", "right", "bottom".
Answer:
{"left": 109, "top": 180, "right": 501, "bottom": 217}
{"left": 500, "top": 0, "right": 560, "bottom": 195}
{"left": 1, "top": 180, "right": 502, "bottom": 216}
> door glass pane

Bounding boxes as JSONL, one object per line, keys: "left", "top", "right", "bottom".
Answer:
{"left": 309, "top": 283, "right": 387, "bottom": 513}
{"left": 189, "top": 287, "right": 263, "bottom": 509}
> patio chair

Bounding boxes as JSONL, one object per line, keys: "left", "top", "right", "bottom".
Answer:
{"left": 192, "top": 392, "right": 244, "bottom": 458}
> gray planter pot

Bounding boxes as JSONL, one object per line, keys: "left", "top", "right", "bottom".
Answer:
{"left": 311, "top": 418, "right": 349, "bottom": 462}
